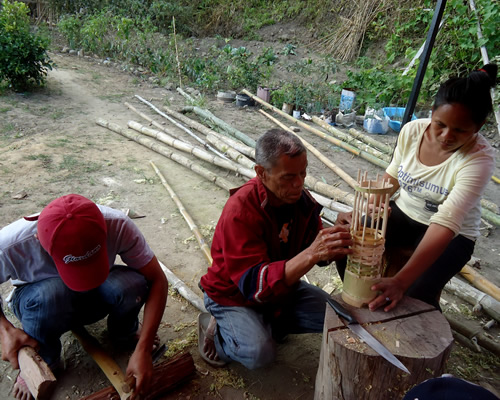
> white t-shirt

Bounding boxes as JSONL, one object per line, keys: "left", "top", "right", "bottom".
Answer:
{"left": 0, "top": 205, "right": 154, "bottom": 298}
{"left": 386, "top": 119, "right": 495, "bottom": 240}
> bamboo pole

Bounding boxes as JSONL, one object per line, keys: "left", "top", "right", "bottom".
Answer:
{"left": 176, "top": 87, "right": 196, "bottom": 104}
{"left": 162, "top": 105, "right": 256, "bottom": 161}
{"left": 151, "top": 161, "right": 213, "bottom": 265}
{"left": 181, "top": 105, "right": 257, "bottom": 148}
{"left": 460, "top": 264, "right": 500, "bottom": 302}
{"left": 312, "top": 115, "right": 392, "bottom": 160}
{"left": 128, "top": 120, "right": 255, "bottom": 179}
{"left": 346, "top": 127, "right": 394, "bottom": 155}
{"left": 446, "top": 314, "right": 500, "bottom": 357}
{"left": 481, "top": 208, "right": 500, "bottom": 227}
{"left": 96, "top": 119, "right": 236, "bottom": 192}
{"left": 125, "top": 102, "right": 187, "bottom": 142}
{"left": 310, "top": 192, "right": 353, "bottom": 213}
{"left": 242, "top": 89, "right": 389, "bottom": 169}
{"left": 259, "top": 109, "right": 358, "bottom": 189}
{"left": 304, "top": 175, "right": 356, "bottom": 207}
{"left": 135, "top": 95, "right": 229, "bottom": 160}
{"left": 205, "top": 133, "right": 255, "bottom": 170}
{"left": 444, "top": 277, "right": 500, "bottom": 322}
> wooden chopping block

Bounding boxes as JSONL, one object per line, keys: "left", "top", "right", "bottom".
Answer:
{"left": 17, "top": 346, "right": 57, "bottom": 400}
{"left": 79, "top": 352, "right": 196, "bottom": 400}
{"left": 314, "top": 295, "right": 453, "bottom": 400}
{"left": 72, "top": 328, "right": 133, "bottom": 400}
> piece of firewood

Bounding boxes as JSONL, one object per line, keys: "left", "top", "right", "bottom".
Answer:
{"left": 18, "top": 347, "right": 56, "bottom": 400}
{"left": 79, "top": 352, "right": 195, "bottom": 400}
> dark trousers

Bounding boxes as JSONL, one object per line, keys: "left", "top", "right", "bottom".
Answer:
{"left": 336, "top": 201, "right": 474, "bottom": 309}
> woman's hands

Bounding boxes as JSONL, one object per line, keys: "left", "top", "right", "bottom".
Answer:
{"left": 368, "top": 277, "right": 408, "bottom": 312}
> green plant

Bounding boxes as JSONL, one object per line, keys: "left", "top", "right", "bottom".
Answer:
{"left": 58, "top": 14, "right": 83, "bottom": 48}
{"left": 0, "top": 0, "right": 53, "bottom": 91}
{"left": 282, "top": 43, "right": 296, "bottom": 56}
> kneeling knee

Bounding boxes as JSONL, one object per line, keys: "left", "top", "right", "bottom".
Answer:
{"left": 242, "top": 341, "right": 276, "bottom": 370}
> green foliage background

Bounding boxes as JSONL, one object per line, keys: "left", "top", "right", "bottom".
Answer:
{"left": 0, "top": 0, "right": 53, "bottom": 91}
{"left": 9, "top": 0, "right": 500, "bottom": 111}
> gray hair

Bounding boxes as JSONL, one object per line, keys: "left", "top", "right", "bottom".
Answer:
{"left": 255, "top": 129, "right": 306, "bottom": 169}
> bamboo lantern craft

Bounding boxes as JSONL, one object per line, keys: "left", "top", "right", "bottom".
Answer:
{"left": 342, "top": 172, "right": 393, "bottom": 307}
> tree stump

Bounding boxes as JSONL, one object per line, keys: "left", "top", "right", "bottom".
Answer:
{"left": 314, "top": 295, "right": 453, "bottom": 400}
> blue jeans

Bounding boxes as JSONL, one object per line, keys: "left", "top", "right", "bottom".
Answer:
{"left": 11, "top": 266, "right": 149, "bottom": 366}
{"left": 204, "top": 281, "right": 330, "bottom": 369}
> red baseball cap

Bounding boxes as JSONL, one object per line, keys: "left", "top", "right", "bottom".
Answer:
{"left": 36, "top": 194, "right": 109, "bottom": 291}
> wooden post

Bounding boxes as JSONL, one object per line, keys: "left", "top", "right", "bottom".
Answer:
{"left": 315, "top": 295, "right": 453, "bottom": 400}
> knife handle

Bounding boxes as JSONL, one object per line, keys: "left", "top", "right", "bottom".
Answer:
{"left": 327, "top": 298, "right": 357, "bottom": 324}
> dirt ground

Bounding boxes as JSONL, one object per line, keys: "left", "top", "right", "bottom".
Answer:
{"left": 1, "top": 51, "right": 499, "bottom": 400}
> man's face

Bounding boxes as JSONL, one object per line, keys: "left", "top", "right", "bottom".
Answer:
{"left": 257, "top": 152, "right": 308, "bottom": 205}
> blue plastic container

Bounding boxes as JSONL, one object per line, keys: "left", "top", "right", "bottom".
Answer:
{"left": 383, "top": 107, "right": 417, "bottom": 133}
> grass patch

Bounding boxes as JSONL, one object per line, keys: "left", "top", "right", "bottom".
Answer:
{"left": 46, "top": 138, "right": 70, "bottom": 148}
{"left": 447, "top": 342, "right": 500, "bottom": 383}
{"left": 0, "top": 106, "right": 12, "bottom": 113}
{"left": 26, "top": 153, "right": 52, "bottom": 168}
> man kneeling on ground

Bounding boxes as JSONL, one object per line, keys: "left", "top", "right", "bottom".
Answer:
{"left": 199, "top": 129, "right": 352, "bottom": 369}
{"left": 0, "top": 194, "right": 168, "bottom": 400}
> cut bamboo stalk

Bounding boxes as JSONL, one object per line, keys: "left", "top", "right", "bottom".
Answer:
{"left": 259, "top": 109, "right": 357, "bottom": 189}
{"left": 135, "top": 95, "right": 229, "bottom": 160}
{"left": 163, "top": 106, "right": 256, "bottom": 159}
{"left": 310, "top": 192, "right": 353, "bottom": 214}
{"left": 125, "top": 102, "right": 187, "bottom": 142}
{"left": 159, "top": 260, "right": 206, "bottom": 313}
{"left": 96, "top": 119, "right": 236, "bottom": 192}
{"left": 481, "top": 208, "right": 500, "bottom": 227}
{"left": 128, "top": 120, "right": 255, "bottom": 179}
{"left": 242, "top": 89, "right": 389, "bottom": 169}
{"left": 161, "top": 106, "right": 255, "bottom": 168}
{"left": 444, "top": 277, "right": 500, "bottom": 322}
{"left": 176, "top": 87, "right": 196, "bottom": 104}
{"left": 312, "top": 116, "right": 392, "bottom": 160}
{"left": 181, "top": 105, "right": 256, "bottom": 148}
{"left": 460, "top": 265, "right": 500, "bottom": 302}
{"left": 205, "top": 133, "right": 256, "bottom": 170}
{"left": 446, "top": 314, "right": 500, "bottom": 357}
{"left": 480, "top": 198, "right": 499, "bottom": 215}
{"left": 347, "top": 127, "right": 393, "bottom": 155}
{"left": 304, "top": 175, "right": 356, "bottom": 207}
{"left": 151, "top": 161, "right": 213, "bottom": 265}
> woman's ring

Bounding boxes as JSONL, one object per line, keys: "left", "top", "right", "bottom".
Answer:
{"left": 385, "top": 297, "right": 390, "bottom": 302}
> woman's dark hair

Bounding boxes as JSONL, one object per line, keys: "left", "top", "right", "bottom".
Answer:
{"left": 433, "top": 64, "right": 497, "bottom": 125}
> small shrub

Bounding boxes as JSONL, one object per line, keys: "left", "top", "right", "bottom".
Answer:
{"left": 0, "top": 0, "right": 53, "bottom": 91}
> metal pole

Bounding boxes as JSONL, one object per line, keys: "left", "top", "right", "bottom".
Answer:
{"left": 402, "top": 0, "right": 447, "bottom": 128}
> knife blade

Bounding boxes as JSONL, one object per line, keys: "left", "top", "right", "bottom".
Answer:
{"left": 327, "top": 298, "right": 410, "bottom": 374}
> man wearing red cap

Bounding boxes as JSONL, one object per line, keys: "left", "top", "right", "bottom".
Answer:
{"left": 0, "top": 194, "right": 168, "bottom": 399}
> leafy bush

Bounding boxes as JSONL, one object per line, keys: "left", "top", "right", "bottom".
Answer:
{"left": 58, "top": 14, "right": 83, "bottom": 48}
{"left": 0, "top": 0, "right": 53, "bottom": 91}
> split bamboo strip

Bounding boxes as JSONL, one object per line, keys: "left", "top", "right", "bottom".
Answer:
{"left": 96, "top": 119, "right": 235, "bottom": 192}
{"left": 181, "top": 105, "right": 256, "bottom": 148}
{"left": 460, "top": 265, "right": 500, "bottom": 302}
{"left": 159, "top": 260, "right": 206, "bottom": 312}
{"left": 162, "top": 105, "right": 256, "bottom": 161}
{"left": 125, "top": 102, "right": 186, "bottom": 142}
{"left": 242, "top": 89, "right": 389, "bottom": 169}
{"left": 135, "top": 95, "right": 229, "bottom": 160}
{"left": 311, "top": 116, "right": 391, "bottom": 161}
{"left": 259, "top": 109, "right": 357, "bottom": 189}
{"left": 151, "top": 161, "right": 213, "bottom": 265}
{"left": 128, "top": 120, "right": 255, "bottom": 179}
{"left": 444, "top": 277, "right": 500, "bottom": 322}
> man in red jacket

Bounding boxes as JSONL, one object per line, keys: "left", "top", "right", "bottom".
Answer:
{"left": 199, "top": 129, "right": 352, "bottom": 369}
